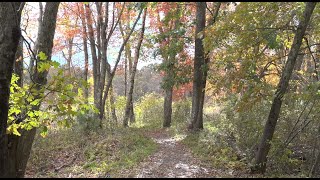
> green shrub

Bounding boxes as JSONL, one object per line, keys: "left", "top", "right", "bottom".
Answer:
{"left": 133, "top": 93, "right": 164, "bottom": 128}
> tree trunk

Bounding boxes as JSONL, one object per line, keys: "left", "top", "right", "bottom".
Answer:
{"left": 0, "top": 2, "right": 23, "bottom": 177}
{"left": 291, "top": 52, "right": 305, "bottom": 93}
{"left": 129, "top": 103, "right": 135, "bottom": 123}
{"left": 101, "top": 7, "right": 143, "bottom": 122}
{"left": 190, "top": 2, "right": 206, "bottom": 131}
{"left": 6, "top": 3, "right": 60, "bottom": 177}
{"left": 29, "top": 2, "right": 43, "bottom": 75}
{"left": 7, "top": 35, "right": 25, "bottom": 177}
{"left": 309, "top": 123, "right": 320, "bottom": 178}
{"left": 79, "top": 3, "right": 89, "bottom": 101}
{"left": 251, "top": 2, "right": 316, "bottom": 174}
{"left": 163, "top": 86, "right": 173, "bottom": 127}
{"left": 66, "top": 38, "right": 73, "bottom": 76}
{"left": 109, "top": 84, "right": 118, "bottom": 125}
{"left": 85, "top": 4, "right": 100, "bottom": 111}
{"left": 123, "top": 8, "right": 147, "bottom": 127}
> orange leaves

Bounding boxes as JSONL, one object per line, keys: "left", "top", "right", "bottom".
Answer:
{"left": 173, "top": 82, "right": 193, "bottom": 101}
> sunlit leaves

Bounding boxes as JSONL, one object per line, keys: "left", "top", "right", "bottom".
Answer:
{"left": 38, "top": 51, "right": 48, "bottom": 61}
{"left": 7, "top": 63, "right": 96, "bottom": 137}
{"left": 204, "top": 2, "right": 304, "bottom": 108}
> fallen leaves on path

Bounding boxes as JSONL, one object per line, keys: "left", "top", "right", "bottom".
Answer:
{"left": 120, "top": 129, "right": 232, "bottom": 178}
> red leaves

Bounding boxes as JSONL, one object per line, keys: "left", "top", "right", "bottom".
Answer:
{"left": 173, "top": 82, "right": 193, "bottom": 101}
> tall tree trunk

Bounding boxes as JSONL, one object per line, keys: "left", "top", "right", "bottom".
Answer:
{"left": 85, "top": 4, "right": 100, "bottom": 111}
{"left": 79, "top": 3, "right": 89, "bottom": 102}
{"left": 7, "top": 3, "right": 60, "bottom": 178}
{"left": 119, "top": 19, "right": 131, "bottom": 97}
{"left": 189, "top": 2, "right": 220, "bottom": 131}
{"left": 101, "top": 7, "right": 143, "bottom": 122}
{"left": 29, "top": 2, "right": 43, "bottom": 75}
{"left": 97, "top": 2, "right": 108, "bottom": 126}
{"left": 159, "top": 3, "right": 183, "bottom": 128}
{"left": 123, "top": 8, "right": 147, "bottom": 127}
{"left": 0, "top": 2, "right": 23, "bottom": 177}
{"left": 190, "top": 2, "right": 206, "bottom": 131}
{"left": 99, "top": 2, "right": 125, "bottom": 123}
{"left": 251, "top": 2, "right": 316, "bottom": 174}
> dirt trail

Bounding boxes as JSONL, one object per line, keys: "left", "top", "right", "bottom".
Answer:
{"left": 123, "top": 129, "right": 229, "bottom": 178}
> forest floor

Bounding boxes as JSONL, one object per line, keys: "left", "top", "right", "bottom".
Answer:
{"left": 121, "top": 128, "right": 232, "bottom": 178}
{"left": 25, "top": 126, "right": 261, "bottom": 178}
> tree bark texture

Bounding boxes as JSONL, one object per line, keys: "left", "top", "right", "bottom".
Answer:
{"left": 123, "top": 8, "right": 147, "bottom": 127}
{"left": 190, "top": 2, "right": 206, "bottom": 130}
{"left": 0, "top": 2, "right": 23, "bottom": 177}
{"left": 7, "top": 3, "right": 60, "bottom": 177}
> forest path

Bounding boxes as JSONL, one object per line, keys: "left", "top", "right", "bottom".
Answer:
{"left": 121, "top": 128, "right": 229, "bottom": 178}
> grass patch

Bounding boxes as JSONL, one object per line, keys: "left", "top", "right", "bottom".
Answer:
{"left": 26, "top": 126, "right": 158, "bottom": 178}
{"left": 180, "top": 129, "right": 248, "bottom": 174}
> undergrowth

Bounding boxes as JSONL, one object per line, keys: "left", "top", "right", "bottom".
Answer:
{"left": 26, "top": 126, "right": 158, "bottom": 178}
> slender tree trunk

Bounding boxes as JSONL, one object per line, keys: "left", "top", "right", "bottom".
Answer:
{"left": 29, "top": 2, "right": 43, "bottom": 75}
{"left": 85, "top": 4, "right": 100, "bottom": 111}
{"left": 123, "top": 8, "right": 147, "bottom": 127}
{"left": 0, "top": 3, "right": 23, "bottom": 177}
{"left": 101, "top": 7, "right": 143, "bottom": 122}
{"left": 79, "top": 3, "right": 89, "bottom": 101}
{"left": 119, "top": 19, "right": 131, "bottom": 97}
{"left": 66, "top": 38, "right": 73, "bottom": 76}
{"left": 97, "top": 2, "right": 109, "bottom": 126}
{"left": 252, "top": 2, "right": 316, "bottom": 174}
{"left": 309, "top": 123, "right": 320, "bottom": 177}
{"left": 109, "top": 84, "right": 117, "bottom": 124}
{"left": 159, "top": 3, "right": 183, "bottom": 128}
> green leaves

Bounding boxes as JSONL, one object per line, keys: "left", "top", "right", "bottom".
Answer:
{"left": 38, "top": 51, "right": 48, "bottom": 61}
{"left": 7, "top": 64, "right": 95, "bottom": 137}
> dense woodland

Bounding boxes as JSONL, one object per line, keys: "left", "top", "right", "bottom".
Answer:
{"left": 0, "top": 2, "right": 320, "bottom": 178}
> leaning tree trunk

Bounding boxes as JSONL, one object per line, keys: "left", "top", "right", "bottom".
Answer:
{"left": 123, "top": 8, "right": 147, "bottom": 127}
{"left": 0, "top": 3, "right": 23, "bottom": 178}
{"left": 6, "top": 3, "right": 60, "bottom": 178}
{"left": 101, "top": 7, "right": 143, "bottom": 123}
{"left": 190, "top": 2, "right": 206, "bottom": 131}
{"left": 251, "top": 2, "right": 316, "bottom": 174}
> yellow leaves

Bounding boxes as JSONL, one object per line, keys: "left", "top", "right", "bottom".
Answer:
{"left": 7, "top": 123, "right": 21, "bottom": 136}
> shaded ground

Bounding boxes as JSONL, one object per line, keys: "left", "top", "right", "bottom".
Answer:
{"left": 121, "top": 129, "right": 231, "bottom": 178}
